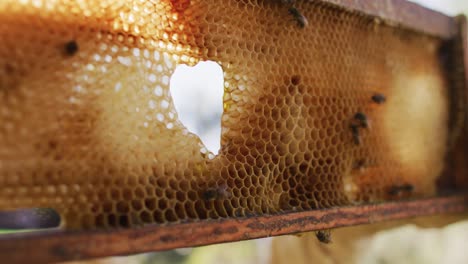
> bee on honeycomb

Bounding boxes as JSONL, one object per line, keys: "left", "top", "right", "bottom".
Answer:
{"left": 354, "top": 112, "right": 369, "bottom": 128}
{"left": 350, "top": 112, "right": 369, "bottom": 145}
{"left": 288, "top": 7, "right": 308, "bottom": 28}
{"left": 371, "top": 93, "right": 386, "bottom": 104}
{"left": 202, "top": 184, "right": 231, "bottom": 201}
{"left": 280, "top": 0, "right": 308, "bottom": 28}
{"left": 350, "top": 124, "right": 361, "bottom": 145}
{"left": 64, "top": 40, "right": 78, "bottom": 56}
{"left": 315, "top": 229, "right": 332, "bottom": 244}
{"left": 353, "top": 159, "right": 366, "bottom": 170}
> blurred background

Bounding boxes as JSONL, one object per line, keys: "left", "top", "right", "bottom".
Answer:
{"left": 409, "top": 0, "right": 468, "bottom": 15}
{"left": 2, "top": 0, "right": 468, "bottom": 263}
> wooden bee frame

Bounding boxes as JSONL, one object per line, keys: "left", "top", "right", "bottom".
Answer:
{"left": 0, "top": 0, "right": 467, "bottom": 263}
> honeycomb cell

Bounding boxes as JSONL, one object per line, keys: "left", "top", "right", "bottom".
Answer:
{"left": 0, "top": 0, "right": 450, "bottom": 229}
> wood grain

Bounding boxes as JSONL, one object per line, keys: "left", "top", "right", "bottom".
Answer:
{"left": 0, "top": 194, "right": 467, "bottom": 264}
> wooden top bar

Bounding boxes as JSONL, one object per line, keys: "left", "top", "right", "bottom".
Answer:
{"left": 321, "top": 0, "right": 457, "bottom": 39}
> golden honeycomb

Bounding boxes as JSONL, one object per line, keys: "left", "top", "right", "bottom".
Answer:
{"left": 0, "top": 0, "right": 450, "bottom": 229}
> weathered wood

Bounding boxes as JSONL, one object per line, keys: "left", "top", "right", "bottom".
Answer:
{"left": 0, "top": 194, "right": 467, "bottom": 264}
{"left": 320, "top": 0, "right": 457, "bottom": 39}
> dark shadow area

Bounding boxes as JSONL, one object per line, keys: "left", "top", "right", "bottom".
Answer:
{"left": 0, "top": 208, "right": 60, "bottom": 229}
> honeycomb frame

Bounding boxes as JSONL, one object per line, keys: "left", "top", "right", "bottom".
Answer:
{"left": 0, "top": 0, "right": 466, "bottom": 232}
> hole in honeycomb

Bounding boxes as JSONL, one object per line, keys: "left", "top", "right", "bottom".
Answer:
{"left": 0, "top": 208, "right": 61, "bottom": 229}
{"left": 169, "top": 61, "right": 224, "bottom": 155}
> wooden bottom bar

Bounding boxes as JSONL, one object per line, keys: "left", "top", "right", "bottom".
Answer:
{"left": 0, "top": 193, "right": 467, "bottom": 264}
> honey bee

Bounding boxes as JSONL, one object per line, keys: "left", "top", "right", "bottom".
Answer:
{"left": 353, "top": 159, "right": 366, "bottom": 170}
{"left": 202, "top": 184, "right": 231, "bottom": 201}
{"left": 350, "top": 124, "right": 361, "bottom": 145}
{"left": 315, "top": 229, "right": 332, "bottom": 244}
{"left": 354, "top": 112, "right": 368, "bottom": 128}
{"left": 371, "top": 93, "right": 386, "bottom": 104}
{"left": 64, "top": 40, "right": 78, "bottom": 56}
{"left": 388, "top": 184, "right": 414, "bottom": 196}
{"left": 234, "top": 208, "right": 244, "bottom": 217}
{"left": 350, "top": 112, "right": 369, "bottom": 145}
{"left": 288, "top": 7, "right": 308, "bottom": 28}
